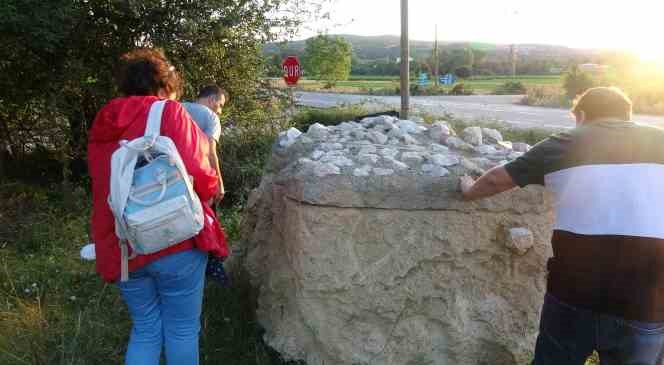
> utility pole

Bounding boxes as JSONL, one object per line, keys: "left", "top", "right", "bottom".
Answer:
{"left": 510, "top": 44, "right": 517, "bottom": 78}
{"left": 400, "top": 0, "right": 410, "bottom": 119}
{"left": 434, "top": 24, "right": 439, "bottom": 87}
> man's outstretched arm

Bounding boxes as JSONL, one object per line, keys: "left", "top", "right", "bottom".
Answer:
{"left": 459, "top": 166, "right": 517, "bottom": 201}
{"left": 209, "top": 139, "right": 225, "bottom": 202}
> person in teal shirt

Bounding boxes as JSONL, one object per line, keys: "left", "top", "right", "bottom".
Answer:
{"left": 183, "top": 85, "right": 230, "bottom": 287}
{"left": 183, "top": 85, "right": 227, "bottom": 201}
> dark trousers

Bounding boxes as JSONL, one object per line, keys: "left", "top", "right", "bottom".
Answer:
{"left": 534, "top": 294, "right": 664, "bottom": 365}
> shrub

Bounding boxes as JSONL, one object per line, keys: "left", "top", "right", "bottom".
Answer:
{"left": 219, "top": 127, "right": 280, "bottom": 206}
{"left": 409, "top": 84, "right": 424, "bottom": 96}
{"left": 562, "top": 66, "right": 597, "bottom": 99}
{"left": 450, "top": 83, "right": 474, "bottom": 96}
{"left": 625, "top": 84, "right": 664, "bottom": 115}
{"left": 406, "top": 84, "right": 447, "bottom": 96}
{"left": 520, "top": 86, "right": 570, "bottom": 108}
{"left": 494, "top": 81, "right": 527, "bottom": 95}
{"left": 454, "top": 66, "right": 472, "bottom": 79}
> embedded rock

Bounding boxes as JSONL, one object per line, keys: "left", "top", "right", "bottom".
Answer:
{"left": 506, "top": 227, "right": 535, "bottom": 255}
{"left": 475, "top": 144, "right": 499, "bottom": 155}
{"left": 429, "top": 154, "right": 460, "bottom": 167}
{"left": 429, "top": 121, "right": 453, "bottom": 142}
{"left": 482, "top": 128, "right": 504, "bottom": 143}
{"left": 513, "top": 142, "right": 532, "bottom": 153}
{"left": 307, "top": 123, "right": 330, "bottom": 139}
{"left": 373, "top": 168, "right": 395, "bottom": 176}
{"left": 278, "top": 127, "right": 303, "bottom": 148}
{"left": 461, "top": 126, "right": 483, "bottom": 146}
{"left": 401, "top": 151, "right": 425, "bottom": 165}
{"left": 397, "top": 120, "right": 427, "bottom": 134}
{"left": 243, "top": 118, "right": 554, "bottom": 365}
{"left": 312, "top": 161, "right": 341, "bottom": 177}
{"left": 353, "top": 165, "right": 372, "bottom": 177}
{"left": 445, "top": 136, "right": 474, "bottom": 151}
{"left": 368, "top": 131, "right": 389, "bottom": 145}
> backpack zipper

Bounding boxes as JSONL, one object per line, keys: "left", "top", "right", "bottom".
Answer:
{"left": 131, "top": 171, "right": 182, "bottom": 198}
{"left": 129, "top": 209, "right": 184, "bottom": 230}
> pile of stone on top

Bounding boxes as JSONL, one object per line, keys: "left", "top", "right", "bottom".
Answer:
{"left": 273, "top": 115, "right": 532, "bottom": 178}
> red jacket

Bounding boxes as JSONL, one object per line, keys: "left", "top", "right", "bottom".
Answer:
{"left": 88, "top": 96, "right": 228, "bottom": 282}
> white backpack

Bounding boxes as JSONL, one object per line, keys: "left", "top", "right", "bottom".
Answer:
{"left": 108, "top": 100, "right": 204, "bottom": 282}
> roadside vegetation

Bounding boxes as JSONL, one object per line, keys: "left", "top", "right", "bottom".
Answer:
{"left": 0, "top": 182, "right": 283, "bottom": 365}
{"left": 278, "top": 75, "right": 562, "bottom": 95}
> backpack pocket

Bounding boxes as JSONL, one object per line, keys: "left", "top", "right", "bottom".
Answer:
{"left": 125, "top": 195, "right": 199, "bottom": 255}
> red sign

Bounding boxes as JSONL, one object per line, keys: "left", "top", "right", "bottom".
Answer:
{"left": 282, "top": 56, "right": 301, "bottom": 86}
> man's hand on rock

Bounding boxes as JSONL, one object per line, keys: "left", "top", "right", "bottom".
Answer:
{"left": 459, "top": 175, "right": 475, "bottom": 196}
{"left": 458, "top": 167, "right": 517, "bottom": 201}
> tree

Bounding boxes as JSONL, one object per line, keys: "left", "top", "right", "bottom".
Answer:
{"left": 463, "top": 47, "right": 475, "bottom": 70}
{"left": 454, "top": 66, "right": 472, "bottom": 79}
{"left": 303, "top": 35, "right": 352, "bottom": 87}
{"left": 563, "top": 66, "right": 597, "bottom": 99}
{"left": 0, "top": 0, "right": 326, "bottom": 181}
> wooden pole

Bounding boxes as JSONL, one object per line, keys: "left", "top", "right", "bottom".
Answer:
{"left": 434, "top": 24, "right": 439, "bottom": 87}
{"left": 289, "top": 85, "right": 295, "bottom": 119}
{"left": 400, "top": 0, "right": 410, "bottom": 119}
{"left": 510, "top": 44, "right": 517, "bottom": 78}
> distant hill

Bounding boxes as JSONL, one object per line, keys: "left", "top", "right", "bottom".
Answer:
{"left": 264, "top": 34, "right": 475, "bottom": 60}
{"left": 263, "top": 34, "right": 597, "bottom": 62}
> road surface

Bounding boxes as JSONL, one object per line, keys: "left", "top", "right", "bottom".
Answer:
{"left": 296, "top": 92, "right": 664, "bottom": 130}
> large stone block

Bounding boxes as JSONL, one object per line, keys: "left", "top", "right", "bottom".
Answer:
{"left": 241, "top": 119, "right": 554, "bottom": 365}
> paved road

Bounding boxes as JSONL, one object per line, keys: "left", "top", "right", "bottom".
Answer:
{"left": 296, "top": 92, "right": 664, "bottom": 130}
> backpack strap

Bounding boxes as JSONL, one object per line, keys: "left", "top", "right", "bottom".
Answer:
{"left": 117, "top": 221, "right": 137, "bottom": 282}
{"left": 144, "top": 100, "right": 167, "bottom": 144}
{"left": 120, "top": 240, "right": 130, "bottom": 282}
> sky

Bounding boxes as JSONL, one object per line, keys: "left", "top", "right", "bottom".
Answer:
{"left": 298, "top": 0, "right": 664, "bottom": 59}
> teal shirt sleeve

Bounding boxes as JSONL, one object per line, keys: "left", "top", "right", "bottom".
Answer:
{"left": 182, "top": 102, "right": 221, "bottom": 142}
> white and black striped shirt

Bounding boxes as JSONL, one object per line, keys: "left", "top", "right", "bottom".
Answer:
{"left": 505, "top": 120, "right": 664, "bottom": 321}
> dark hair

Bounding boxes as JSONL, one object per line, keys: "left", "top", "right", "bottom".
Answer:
{"left": 116, "top": 48, "right": 182, "bottom": 97}
{"left": 197, "top": 84, "right": 228, "bottom": 101}
{"left": 571, "top": 87, "right": 632, "bottom": 122}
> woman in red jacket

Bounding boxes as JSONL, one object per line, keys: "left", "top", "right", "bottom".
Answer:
{"left": 88, "top": 49, "right": 227, "bottom": 365}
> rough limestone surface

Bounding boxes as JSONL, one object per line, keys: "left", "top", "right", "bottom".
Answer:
{"left": 242, "top": 118, "right": 554, "bottom": 365}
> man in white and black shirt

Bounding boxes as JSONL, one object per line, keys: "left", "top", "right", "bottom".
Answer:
{"left": 460, "top": 87, "right": 664, "bottom": 364}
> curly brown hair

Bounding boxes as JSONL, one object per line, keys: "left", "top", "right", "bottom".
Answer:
{"left": 116, "top": 48, "right": 183, "bottom": 98}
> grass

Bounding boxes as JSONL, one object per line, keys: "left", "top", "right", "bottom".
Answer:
{"left": 270, "top": 75, "right": 562, "bottom": 95}
{"left": 0, "top": 181, "right": 292, "bottom": 365}
{"left": 292, "top": 104, "right": 369, "bottom": 131}
{"left": 348, "top": 75, "right": 399, "bottom": 81}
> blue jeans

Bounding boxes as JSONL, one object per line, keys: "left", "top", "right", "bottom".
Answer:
{"left": 118, "top": 249, "right": 208, "bottom": 365}
{"left": 535, "top": 293, "right": 664, "bottom": 365}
